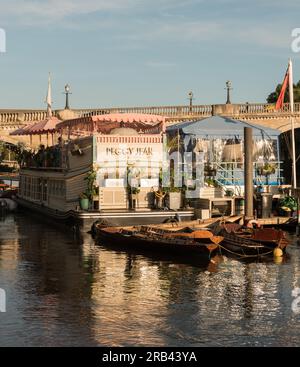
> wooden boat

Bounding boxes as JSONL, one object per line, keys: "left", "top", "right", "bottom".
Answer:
{"left": 212, "top": 222, "right": 289, "bottom": 258}
{"left": 96, "top": 225, "right": 223, "bottom": 258}
{"left": 0, "top": 184, "right": 18, "bottom": 198}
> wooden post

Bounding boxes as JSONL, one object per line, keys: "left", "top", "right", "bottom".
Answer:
{"left": 244, "top": 127, "right": 253, "bottom": 220}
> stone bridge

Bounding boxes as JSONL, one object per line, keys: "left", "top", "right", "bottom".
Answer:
{"left": 1, "top": 102, "right": 300, "bottom": 146}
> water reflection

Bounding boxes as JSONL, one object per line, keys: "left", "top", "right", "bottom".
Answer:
{"left": 0, "top": 214, "right": 300, "bottom": 346}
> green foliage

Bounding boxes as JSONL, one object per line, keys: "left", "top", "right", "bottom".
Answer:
{"left": 279, "top": 196, "right": 297, "bottom": 211}
{"left": 83, "top": 168, "right": 98, "bottom": 200}
{"left": 7, "top": 142, "right": 27, "bottom": 165}
{"left": 256, "top": 163, "right": 277, "bottom": 176}
{"left": 267, "top": 80, "right": 300, "bottom": 103}
{"left": 128, "top": 187, "right": 140, "bottom": 195}
{"left": 79, "top": 192, "right": 89, "bottom": 199}
{"left": 0, "top": 142, "right": 18, "bottom": 163}
{"left": 205, "top": 178, "right": 220, "bottom": 188}
{"left": 225, "top": 189, "right": 234, "bottom": 197}
{"left": 162, "top": 186, "right": 181, "bottom": 193}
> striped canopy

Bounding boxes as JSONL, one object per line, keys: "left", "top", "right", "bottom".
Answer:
{"left": 10, "top": 116, "right": 61, "bottom": 136}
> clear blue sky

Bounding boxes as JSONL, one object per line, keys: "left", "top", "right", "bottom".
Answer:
{"left": 0, "top": 0, "right": 299, "bottom": 109}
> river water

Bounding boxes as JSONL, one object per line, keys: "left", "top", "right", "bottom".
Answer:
{"left": 0, "top": 213, "right": 300, "bottom": 347}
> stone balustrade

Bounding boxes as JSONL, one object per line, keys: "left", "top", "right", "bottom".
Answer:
{"left": 1, "top": 103, "right": 300, "bottom": 132}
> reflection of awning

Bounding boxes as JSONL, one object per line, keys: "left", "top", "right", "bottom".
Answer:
{"left": 56, "top": 113, "right": 166, "bottom": 134}
{"left": 10, "top": 116, "right": 61, "bottom": 136}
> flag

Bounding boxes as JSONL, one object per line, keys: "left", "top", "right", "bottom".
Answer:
{"left": 46, "top": 73, "right": 52, "bottom": 117}
{"left": 275, "top": 65, "right": 289, "bottom": 110}
{"left": 288, "top": 58, "right": 294, "bottom": 113}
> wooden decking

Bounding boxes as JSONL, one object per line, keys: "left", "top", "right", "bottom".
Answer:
{"left": 256, "top": 216, "right": 294, "bottom": 226}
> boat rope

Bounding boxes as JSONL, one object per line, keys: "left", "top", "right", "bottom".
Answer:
{"left": 218, "top": 243, "right": 274, "bottom": 258}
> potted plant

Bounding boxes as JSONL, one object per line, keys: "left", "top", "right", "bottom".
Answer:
{"left": 205, "top": 178, "right": 220, "bottom": 188}
{"left": 79, "top": 192, "right": 89, "bottom": 210}
{"left": 164, "top": 186, "right": 182, "bottom": 210}
{"left": 154, "top": 188, "right": 167, "bottom": 209}
{"left": 256, "top": 163, "right": 276, "bottom": 176}
{"left": 204, "top": 163, "right": 216, "bottom": 177}
{"left": 279, "top": 196, "right": 297, "bottom": 217}
{"left": 84, "top": 168, "right": 98, "bottom": 199}
{"left": 127, "top": 186, "right": 140, "bottom": 209}
{"left": 225, "top": 189, "right": 234, "bottom": 197}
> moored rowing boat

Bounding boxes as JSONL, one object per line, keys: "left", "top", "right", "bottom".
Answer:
{"left": 212, "top": 223, "right": 290, "bottom": 258}
{"left": 96, "top": 225, "right": 222, "bottom": 258}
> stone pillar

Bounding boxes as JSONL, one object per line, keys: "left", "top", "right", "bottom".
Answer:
{"left": 212, "top": 104, "right": 240, "bottom": 116}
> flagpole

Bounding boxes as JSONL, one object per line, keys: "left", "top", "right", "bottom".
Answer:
{"left": 289, "top": 59, "right": 297, "bottom": 189}
{"left": 46, "top": 72, "right": 52, "bottom": 118}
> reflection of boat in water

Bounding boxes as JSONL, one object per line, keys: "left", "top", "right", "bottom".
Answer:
{"left": 0, "top": 182, "right": 18, "bottom": 213}
{"left": 212, "top": 223, "right": 290, "bottom": 258}
{"left": 0, "top": 199, "right": 17, "bottom": 212}
{"left": 96, "top": 225, "right": 223, "bottom": 259}
{"left": 0, "top": 183, "right": 18, "bottom": 198}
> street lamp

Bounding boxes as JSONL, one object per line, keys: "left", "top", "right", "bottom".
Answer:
{"left": 225, "top": 81, "right": 232, "bottom": 104}
{"left": 64, "top": 84, "right": 72, "bottom": 110}
{"left": 188, "top": 91, "right": 194, "bottom": 112}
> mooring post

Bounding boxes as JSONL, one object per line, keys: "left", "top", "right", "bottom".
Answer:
{"left": 297, "top": 197, "right": 300, "bottom": 236}
{"left": 244, "top": 127, "right": 254, "bottom": 220}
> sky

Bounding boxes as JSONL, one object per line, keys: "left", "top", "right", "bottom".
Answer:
{"left": 0, "top": 0, "right": 299, "bottom": 109}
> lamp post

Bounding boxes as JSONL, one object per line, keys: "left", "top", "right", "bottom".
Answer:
{"left": 64, "top": 84, "right": 71, "bottom": 110}
{"left": 225, "top": 81, "right": 232, "bottom": 104}
{"left": 188, "top": 91, "right": 194, "bottom": 113}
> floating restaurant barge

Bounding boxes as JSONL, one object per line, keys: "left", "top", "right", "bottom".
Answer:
{"left": 16, "top": 113, "right": 194, "bottom": 231}
{"left": 14, "top": 109, "right": 289, "bottom": 231}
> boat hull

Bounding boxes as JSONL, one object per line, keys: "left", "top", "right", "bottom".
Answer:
{"left": 97, "top": 227, "right": 219, "bottom": 258}
{"left": 216, "top": 225, "right": 289, "bottom": 258}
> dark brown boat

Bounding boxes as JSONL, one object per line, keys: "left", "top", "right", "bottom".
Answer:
{"left": 96, "top": 225, "right": 223, "bottom": 259}
{"left": 212, "top": 222, "right": 289, "bottom": 258}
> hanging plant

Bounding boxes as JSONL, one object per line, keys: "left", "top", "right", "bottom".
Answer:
{"left": 256, "top": 163, "right": 276, "bottom": 176}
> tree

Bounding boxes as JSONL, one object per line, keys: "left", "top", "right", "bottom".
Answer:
{"left": 267, "top": 80, "right": 300, "bottom": 103}
{"left": 0, "top": 142, "right": 12, "bottom": 163}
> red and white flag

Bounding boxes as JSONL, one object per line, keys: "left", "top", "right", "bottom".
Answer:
{"left": 275, "top": 59, "right": 294, "bottom": 110}
{"left": 275, "top": 66, "right": 289, "bottom": 110}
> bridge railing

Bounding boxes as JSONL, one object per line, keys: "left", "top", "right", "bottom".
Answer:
{"left": 80, "top": 104, "right": 213, "bottom": 118}
{"left": 237, "top": 103, "right": 300, "bottom": 114}
{"left": 0, "top": 110, "right": 50, "bottom": 124}
{"left": 2, "top": 103, "right": 300, "bottom": 125}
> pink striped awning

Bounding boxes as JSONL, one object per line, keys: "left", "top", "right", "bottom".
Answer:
{"left": 10, "top": 116, "right": 61, "bottom": 136}
{"left": 56, "top": 113, "right": 166, "bottom": 135}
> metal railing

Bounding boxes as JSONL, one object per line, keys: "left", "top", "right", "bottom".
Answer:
{"left": 211, "top": 161, "right": 284, "bottom": 193}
